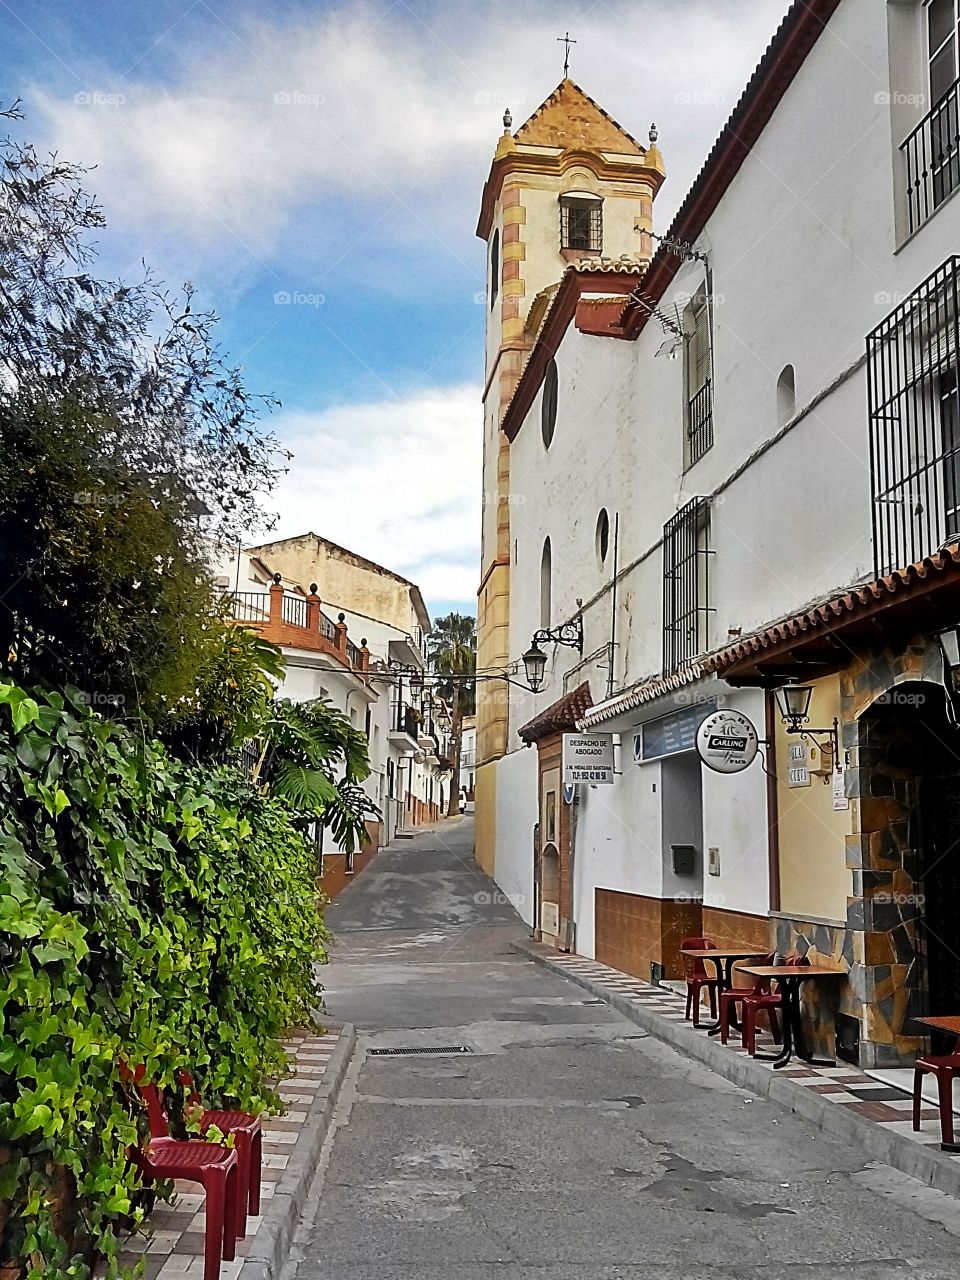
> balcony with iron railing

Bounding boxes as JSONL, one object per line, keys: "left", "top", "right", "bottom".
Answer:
{"left": 388, "top": 701, "right": 420, "bottom": 745}
{"left": 901, "top": 78, "right": 960, "bottom": 237}
{"left": 216, "top": 578, "right": 369, "bottom": 677}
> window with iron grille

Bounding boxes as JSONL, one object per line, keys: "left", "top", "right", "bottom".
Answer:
{"left": 901, "top": 1, "right": 960, "bottom": 234}
{"left": 663, "top": 498, "right": 713, "bottom": 672}
{"left": 868, "top": 256, "right": 960, "bottom": 577}
{"left": 559, "top": 197, "right": 602, "bottom": 252}
{"left": 684, "top": 284, "right": 713, "bottom": 467}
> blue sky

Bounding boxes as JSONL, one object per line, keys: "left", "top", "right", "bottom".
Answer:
{"left": 2, "top": 0, "right": 788, "bottom": 619}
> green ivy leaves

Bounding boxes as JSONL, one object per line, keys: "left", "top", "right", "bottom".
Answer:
{"left": 0, "top": 680, "right": 328, "bottom": 1277}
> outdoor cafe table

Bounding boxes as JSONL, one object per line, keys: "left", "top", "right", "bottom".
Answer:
{"left": 678, "top": 948, "right": 769, "bottom": 1036}
{"left": 739, "top": 964, "right": 847, "bottom": 1069}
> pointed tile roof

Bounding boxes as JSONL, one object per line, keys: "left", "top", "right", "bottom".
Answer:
{"left": 513, "top": 79, "right": 644, "bottom": 155}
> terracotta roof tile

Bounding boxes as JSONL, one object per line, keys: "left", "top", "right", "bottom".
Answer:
{"left": 703, "top": 545, "right": 960, "bottom": 674}
{"left": 519, "top": 681, "right": 593, "bottom": 744}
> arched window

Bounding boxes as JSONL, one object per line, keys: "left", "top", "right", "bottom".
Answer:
{"left": 540, "top": 537, "right": 552, "bottom": 629}
{"left": 490, "top": 228, "right": 500, "bottom": 309}
{"left": 777, "top": 364, "right": 796, "bottom": 423}
{"left": 542, "top": 359, "right": 558, "bottom": 449}
{"left": 596, "top": 508, "right": 610, "bottom": 565}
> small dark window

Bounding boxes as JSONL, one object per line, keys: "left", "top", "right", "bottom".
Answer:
{"left": 542, "top": 359, "right": 558, "bottom": 448}
{"left": 596, "top": 508, "right": 610, "bottom": 564}
{"left": 560, "top": 196, "right": 602, "bottom": 252}
{"left": 490, "top": 228, "right": 500, "bottom": 308}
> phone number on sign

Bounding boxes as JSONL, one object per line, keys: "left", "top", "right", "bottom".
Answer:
{"left": 570, "top": 769, "right": 611, "bottom": 782}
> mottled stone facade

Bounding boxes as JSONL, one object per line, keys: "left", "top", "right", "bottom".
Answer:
{"left": 841, "top": 635, "right": 952, "bottom": 1066}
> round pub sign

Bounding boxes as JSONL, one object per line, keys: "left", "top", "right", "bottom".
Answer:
{"left": 695, "top": 708, "right": 759, "bottom": 774}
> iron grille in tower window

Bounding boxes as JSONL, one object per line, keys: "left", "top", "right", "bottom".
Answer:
{"left": 560, "top": 198, "right": 602, "bottom": 253}
{"left": 867, "top": 256, "right": 960, "bottom": 578}
{"left": 662, "top": 498, "right": 714, "bottom": 673}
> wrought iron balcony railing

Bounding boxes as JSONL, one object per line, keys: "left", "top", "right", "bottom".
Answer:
{"left": 901, "top": 78, "right": 960, "bottom": 236}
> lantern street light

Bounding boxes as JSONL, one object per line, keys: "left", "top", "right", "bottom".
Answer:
{"left": 522, "top": 642, "right": 548, "bottom": 693}
{"left": 774, "top": 681, "right": 839, "bottom": 772}
{"left": 522, "top": 615, "right": 584, "bottom": 694}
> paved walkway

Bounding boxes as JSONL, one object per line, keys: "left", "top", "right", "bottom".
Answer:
{"left": 287, "top": 818, "right": 960, "bottom": 1279}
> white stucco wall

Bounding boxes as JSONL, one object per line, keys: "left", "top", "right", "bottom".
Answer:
{"left": 483, "top": 0, "right": 960, "bottom": 931}
{"left": 494, "top": 746, "right": 539, "bottom": 924}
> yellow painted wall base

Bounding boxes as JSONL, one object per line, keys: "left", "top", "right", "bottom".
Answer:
{"left": 474, "top": 762, "right": 497, "bottom": 876}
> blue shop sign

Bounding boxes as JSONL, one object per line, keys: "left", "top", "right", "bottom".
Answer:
{"left": 634, "top": 701, "right": 717, "bottom": 762}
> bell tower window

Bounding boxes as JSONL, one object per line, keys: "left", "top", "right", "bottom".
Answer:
{"left": 559, "top": 193, "right": 602, "bottom": 253}
{"left": 490, "top": 228, "right": 500, "bottom": 308}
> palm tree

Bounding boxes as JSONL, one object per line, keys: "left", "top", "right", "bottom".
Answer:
{"left": 428, "top": 613, "right": 476, "bottom": 817}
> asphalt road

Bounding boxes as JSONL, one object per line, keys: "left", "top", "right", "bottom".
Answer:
{"left": 292, "top": 817, "right": 960, "bottom": 1279}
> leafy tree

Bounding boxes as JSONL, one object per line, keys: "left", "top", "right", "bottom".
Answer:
{"left": 0, "top": 102, "right": 287, "bottom": 717}
{"left": 161, "top": 623, "right": 287, "bottom": 762}
{"left": 255, "top": 698, "right": 379, "bottom": 853}
{"left": 429, "top": 613, "right": 476, "bottom": 816}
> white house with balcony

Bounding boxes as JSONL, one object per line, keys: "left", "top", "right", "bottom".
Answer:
{"left": 481, "top": 0, "right": 960, "bottom": 1069}
{"left": 212, "top": 535, "right": 452, "bottom": 864}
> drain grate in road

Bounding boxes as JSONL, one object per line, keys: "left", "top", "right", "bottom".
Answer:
{"left": 368, "top": 1045, "right": 471, "bottom": 1056}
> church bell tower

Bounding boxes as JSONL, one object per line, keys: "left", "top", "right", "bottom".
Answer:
{"left": 473, "top": 76, "right": 665, "bottom": 875}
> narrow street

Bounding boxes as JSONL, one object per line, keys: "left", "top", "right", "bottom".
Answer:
{"left": 294, "top": 821, "right": 960, "bottom": 1279}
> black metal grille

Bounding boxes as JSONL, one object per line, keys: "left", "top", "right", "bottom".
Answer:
{"left": 902, "top": 77, "right": 960, "bottom": 237}
{"left": 686, "top": 378, "right": 713, "bottom": 466}
{"left": 663, "top": 498, "right": 713, "bottom": 672}
{"left": 282, "top": 593, "right": 307, "bottom": 627}
{"left": 560, "top": 199, "right": 602, "bottom": 252}
{"left": 215, "top": 587, "right": 270, "bottom": 624}
{"left": 867, "top": 256, "right": 960, "bottom": 578}
{"left": 346, "top": 637, "right": 363, "bottom": 667}
{"left": 368, "top": 1046, "right": 471, "bottom": 1056}
{"left": 319, "top": 609, "right": 337, "bottom": 642}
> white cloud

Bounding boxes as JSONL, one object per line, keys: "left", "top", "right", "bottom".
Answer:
{"left": 264, "top": 384, "right": 481, "bottom": 607}
{"left": 29, "top": 0, "right": 791, "bottom": 266}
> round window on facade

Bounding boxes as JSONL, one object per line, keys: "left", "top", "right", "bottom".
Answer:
{"left": 596, "top": 508, "right": 610, "bottom": 565}
{"left": 541, "top": 359, "right": 558, "bottom": 449}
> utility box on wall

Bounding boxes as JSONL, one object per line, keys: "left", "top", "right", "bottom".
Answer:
{"left": 671, "top": 844, "right": 697, "bottom": 876}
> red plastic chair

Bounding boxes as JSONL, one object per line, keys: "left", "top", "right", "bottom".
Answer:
{"left": 123, "top": 1066, "right": 241, "bottom": 1280}
{"left": 741, "top": 951, "right": 807, "bottom": 1056}
{"left": 682, "top": 936, "right": 719, "bottom": 1028}
{"left": 719, "top": 951, "right": 781, "bottom": 1048}
{"left": 180, "top": 1070, "right": 263, "bottom": 1231}
{"left": 913, "top": 1052, "right": 960, "bottom": 1145}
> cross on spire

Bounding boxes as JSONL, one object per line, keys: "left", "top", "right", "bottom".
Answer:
{"left": 556, "top": 31, "right": 577, "bottom": 78}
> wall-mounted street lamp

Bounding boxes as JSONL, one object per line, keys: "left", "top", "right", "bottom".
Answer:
{"left": 522, "top": 617, "right": 584, "bottom": 694}
{"left": 774, "top": 682, "right": 839, "bottom": 774}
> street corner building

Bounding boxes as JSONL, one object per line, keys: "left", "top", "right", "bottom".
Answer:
{"left": 473, "top": 0, "right": 960, "bottom": 1069}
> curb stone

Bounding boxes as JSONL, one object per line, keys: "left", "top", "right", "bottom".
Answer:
{"left": 514, "top": 938, "right": 960, "bottom": 1201}
{"left": 239, "top": 1022, "right": 357, "bottom": 1280}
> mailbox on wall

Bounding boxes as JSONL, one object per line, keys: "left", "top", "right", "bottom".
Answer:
{"left": 671, "top": 844, "right": 697, "bottom": 876}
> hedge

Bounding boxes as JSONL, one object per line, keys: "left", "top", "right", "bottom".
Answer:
{"left": 0, "top": 682, "right": 329, "bottom": 1276}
